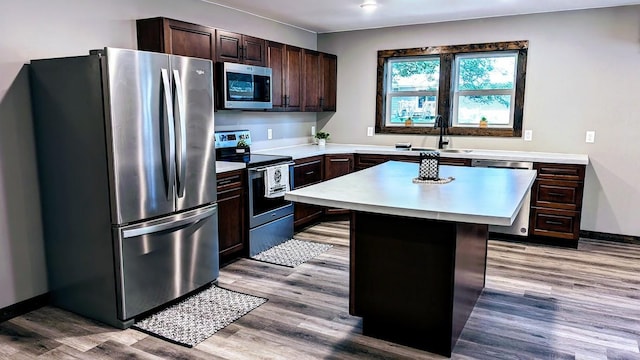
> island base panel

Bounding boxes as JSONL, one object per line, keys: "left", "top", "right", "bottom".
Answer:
{"left": 349, "top": 212, "right": 487, "bottom": 357}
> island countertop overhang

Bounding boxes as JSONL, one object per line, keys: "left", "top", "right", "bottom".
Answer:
{"left": 285, "top": 161, "right": 537, "bottom": 226}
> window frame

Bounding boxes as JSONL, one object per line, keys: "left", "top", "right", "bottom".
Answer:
{"left": 375, "top": 41, "right": 528, "bottom": 137}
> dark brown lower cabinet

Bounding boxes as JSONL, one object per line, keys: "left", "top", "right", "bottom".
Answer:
{"left": 324, "top": 154, "right": 354, "bottom": 216}
{"left": 216, "top": 169, "right": 247, "bottom": 265}
{"left": 293, "top": 156, "right": 325, "bottom": 229}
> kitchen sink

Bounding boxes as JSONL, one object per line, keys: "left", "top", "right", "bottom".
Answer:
{"left": 409, "top": 147, "right": 438, "bottom": 152}
{"left": 440, "top": 149, "right": 473, "bottom": 153}
{"left": 409, "top": 148, "right": 473, "bottom": 153}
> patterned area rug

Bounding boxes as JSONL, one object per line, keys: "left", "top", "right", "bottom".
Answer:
{"left": 251, "top": 239, "right": 333, "bottom": 267}
{"left": 133, "top": 285, "right": 266, "bottom": 347}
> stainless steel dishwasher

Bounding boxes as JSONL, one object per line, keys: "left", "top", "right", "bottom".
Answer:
{"left": 471, "top": 159, "right": 534, "bottom": 236}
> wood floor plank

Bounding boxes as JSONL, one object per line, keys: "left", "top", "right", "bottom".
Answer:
{"left": 2, "top": 220, "right": 640, "bottom": 359}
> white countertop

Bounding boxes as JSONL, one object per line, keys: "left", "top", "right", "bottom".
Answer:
{"left": 216, "top": 161, "right": 245, "bottom": 173}
{"left": 285, "top": 161, "right": 537, "bottom": 226}
{"left": 255, "top": 143, "right": 589, "bottom": 165}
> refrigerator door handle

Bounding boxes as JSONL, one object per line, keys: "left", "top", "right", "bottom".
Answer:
{"left": 172, "top": 69, "right": 187, "bottom": 198}
{"left": 161, "top": 69, "right": 176, "bottom": 200}
{"left": 121, "top": 205, "right": 217, "bottom": 238}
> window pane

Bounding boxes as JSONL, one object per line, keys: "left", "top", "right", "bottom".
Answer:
{"left": 457, "top": 56, "right": 515, "bottom": 91}
{"left": 389, "top": 96, "right": 437, "bottom": 124}
{"left": 457, "top": 95, "right": 512, "bottom": 125}
{"left": 391, "top": 59, "right": 440, "bottom": 92}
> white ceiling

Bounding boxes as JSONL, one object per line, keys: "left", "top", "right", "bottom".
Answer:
{"left": 202, "top": 0, "right": 640, "bottom": 33}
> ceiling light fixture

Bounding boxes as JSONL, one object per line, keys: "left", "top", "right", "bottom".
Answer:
{"left": 360, "top": 1, "right": 378, "bottom": 10}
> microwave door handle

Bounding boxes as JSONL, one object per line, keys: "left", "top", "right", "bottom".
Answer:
{"left": 161, "top": 69, "right": 176, "bottom": 200}
{"left": 172, "top": 69, "right": 187, "bottom": 198}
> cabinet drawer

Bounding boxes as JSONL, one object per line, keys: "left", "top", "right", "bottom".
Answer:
{"left": 532, "top": 179, "right": 582, "bottom": 210}
{"left": 439, "top": 157, "right": 471, "bottom": 167}
{"left": 216, "top": 170, "right": 245, "bottom": 192}
{"left": 530, "top": 208, "right": 580, "bottom": 240}
{"left": 535, "top": 163, "right": 585, "bottom": 181}
{"left": 294, "top": 156, "right": 324, "bottom": 187}
{"left": 356, "top": 154, "right": 390, "bottom": 170}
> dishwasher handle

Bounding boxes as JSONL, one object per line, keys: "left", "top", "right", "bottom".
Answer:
{"left": 471, "top": 159, "right": 533, "bottom": 170}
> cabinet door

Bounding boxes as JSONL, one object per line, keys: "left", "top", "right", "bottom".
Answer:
{"left": 284, "top": 45, "right": 303, "bottom": 111}
{"left": 324, "top": 154, "right": 354, "bottom": 215}
{"left": 267, "top": 41, "right": 285, "bottom": 110}
{"left": 324, "top": 154, "right": 354, "bottom": 180}
{"left": 242, "top": 35, "right": 266, "bottom": 66}
{"left": 320, "top": 52, "right": 337, "bottom": 111}
{"left": 293, "top": 156, "right": 325, "bottom": 228}
{"left": 302, "top": 49, "right": 321, "bottom": 112}
{"left": 136, "top": 17, "right": 215, "bottom": 62}
{"left": 216, "top": 170, "right": 246, "bottom": 265}
{"left": 215, "top": 30, "right": 243, "bottom": 63}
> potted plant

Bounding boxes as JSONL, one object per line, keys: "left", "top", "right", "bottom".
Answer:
{"left": 315, "top": 131, "right": 330, "bottom": 146}
{"left": 479, "top": 116, "right": 488, "bottom": 128}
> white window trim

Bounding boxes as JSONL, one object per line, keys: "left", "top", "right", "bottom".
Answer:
{"left": 451, "top": 52, "right": 518, "bottom": 128}
{"left": 385, "top": 57, "right": 440, "bottom": 127}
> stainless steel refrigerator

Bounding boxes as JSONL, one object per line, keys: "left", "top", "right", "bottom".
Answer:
{"left": 30, "top": 47, "right": 219, "bottom": 328}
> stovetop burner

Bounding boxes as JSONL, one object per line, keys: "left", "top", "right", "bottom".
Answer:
{"left": 214, "top": 130, "right": 292, "bottom": 168}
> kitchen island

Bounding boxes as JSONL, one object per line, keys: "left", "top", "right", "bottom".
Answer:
{"left": 285, "top": 161, "right": 537, "bottom": 356}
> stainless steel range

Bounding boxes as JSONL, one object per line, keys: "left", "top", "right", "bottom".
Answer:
{"left": 215, "top": 130, "right": 294, "bottom": 256}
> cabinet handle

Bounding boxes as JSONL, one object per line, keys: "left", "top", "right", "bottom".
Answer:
{"left": 331, "top": 159, "right": 350, "bottom": 162}
{"left": 545, "top": 220, "right": 563, "bottom": 225}
{"left": 319, "top": 97, "right": 324, "bottom": 107}
{"left": 284, "top": 95, "right": 289, "bottom": 107}
{"left": 305, "top": 171, "right": 315, "bottom": 175}
{"left": 548, "top": 192, "right": 564, "bottom": 197}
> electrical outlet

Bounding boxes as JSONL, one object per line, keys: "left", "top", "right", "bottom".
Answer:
{"left": 268, "top": 128, "right": 273, "bottom": 140}
{"left": 311, "top": 125, "right": 316, "bottom": 136}
{"left": 367, "top": 127, "right": 374, "bottom": 137}
{"left": 585, "top": 130, "right": 595, "bottom": 143}
{"left": 524, "top": 130, "right": 532, "bottom": 141}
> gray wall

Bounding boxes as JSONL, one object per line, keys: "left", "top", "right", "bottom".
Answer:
{"left": 0, "top": 0, "right": 315, "bottom": 309}
{"left": 318, "top": 6, "right": 640, "bottom": 238}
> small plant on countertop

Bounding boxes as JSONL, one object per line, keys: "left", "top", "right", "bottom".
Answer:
{"left": 314, "top": 131, "right": 330, "bottom": 140}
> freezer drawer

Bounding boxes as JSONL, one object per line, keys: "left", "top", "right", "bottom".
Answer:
{"left": 114, "top": 204, "right": 219, "bottom": 320}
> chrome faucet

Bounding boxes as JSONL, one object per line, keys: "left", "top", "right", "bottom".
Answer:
{"left": 433, "top": 115, "right": 449, "bottom": 149}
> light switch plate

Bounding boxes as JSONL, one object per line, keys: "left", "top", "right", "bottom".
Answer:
{"left": 311, "top": 125, "right": 316, "bottom": 136}
{"left": 367, "top": 127, "right": 374, "bottom": 137}
{"left": 586, "top": 130, "right": 595, "bottom": 143}
{"left": 268, "top": 128, "right": 273, "bottom": 140}
{"left": 524, "top": 130, "right": 532, "bottom": 141}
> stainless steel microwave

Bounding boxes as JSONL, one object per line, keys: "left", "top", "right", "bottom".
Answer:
{"left": 220, "top": 62, "right": 272, "bottom": 110}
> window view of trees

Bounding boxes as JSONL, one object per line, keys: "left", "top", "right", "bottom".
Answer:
{"left": 387, "top": 58, "right": 439, "bottom": 126}
{"left": 453, "top": 53, "right": 517, "bottom": 127}
{"left": 375, "top": 41, "right": 527, "bottom": 137}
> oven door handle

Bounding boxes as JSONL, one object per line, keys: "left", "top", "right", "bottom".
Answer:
{"left": 249, "top": 162, "right": 295, "bottom": 172}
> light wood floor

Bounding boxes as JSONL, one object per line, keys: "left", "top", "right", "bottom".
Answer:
{"left": 2, "top": 221, "right": 640, "bottom": 359}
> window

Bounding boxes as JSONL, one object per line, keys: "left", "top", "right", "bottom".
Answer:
{"left": 386, "top": 57, "right": 440, "bottom": 127}
{"left": 452, "top": 52, "right": 517, "bottom": 128}
{"left": 375, "top": 41, "right": 528, "bottom": 137}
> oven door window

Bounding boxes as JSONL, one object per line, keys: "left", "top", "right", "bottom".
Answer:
{"left": 251, "top": 174, "right": 289, "bottom": 214}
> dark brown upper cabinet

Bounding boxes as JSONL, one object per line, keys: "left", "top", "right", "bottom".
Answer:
{"left": 302, "top": 49, "right": 321, "bottom": 112}
{"left": 320, "top": 52, "right": 337, "bottom": 112}
{"left": 267, "top": 41, "right": 302, "bottom": 111}
{"left": 136, "top": 17, "right": 216, "bottom": 62}
{"left": 215, "top": 30, "right": 266, "bottom": 66}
